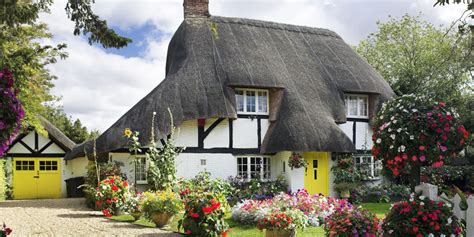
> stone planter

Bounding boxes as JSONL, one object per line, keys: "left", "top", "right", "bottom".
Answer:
{"left": 112, "top": 206, "right": 125, "bottom": 216}
{"left": 265, "top": 229, "right": 294, "bottom": 237}
{"left": 131, "top": 211, "right": 142, "bottom": 221}
{"left": 151, "top": 212, "right": 174, "bottom": 227}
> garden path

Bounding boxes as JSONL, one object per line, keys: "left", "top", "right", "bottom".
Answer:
{"left": 0, "top": 198, "right": 181, "bottom": 236}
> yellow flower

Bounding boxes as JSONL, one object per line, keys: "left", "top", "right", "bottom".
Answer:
{"left": 124, "top": 128, "right": 132, "bottom": 138}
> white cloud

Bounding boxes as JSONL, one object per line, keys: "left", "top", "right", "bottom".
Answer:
{"left": 39, "top": 0, "right": 469, "bottom": 132}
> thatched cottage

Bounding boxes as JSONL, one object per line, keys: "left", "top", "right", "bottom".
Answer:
{"left": 5, "top": 0, "right": 394, "bottom": 199}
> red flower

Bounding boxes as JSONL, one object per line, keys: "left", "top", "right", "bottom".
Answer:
{"left": 106, "top": 199, "right": 112, "bottom": 204}
{"left": 202, "top": 206, "right": 213, "bottom": 214}
{"left": 185, "top": 230, "right": 192, "bottom": 234}
{"left": 211, "top": 199, "right": 221, "bottom": 210}
{"left": 123, "top": 181, "right": 128, "bottom": 187}
{"left": 102, "top": 209, "right": 112, "bottom": 217}
{"left": 111, "top": 185, "right": 119, "bottom": 191}
{"left": 434, "top": 225, "right": 440, "bottom": 231}
{"left": 96, "top": 200, "right": 103, "bottom": 206}
{"left": 419, "top": 146, "right": 425, "bottom": 151}
{"left": 413, "top": 226, "right": 418, "bottom": 232}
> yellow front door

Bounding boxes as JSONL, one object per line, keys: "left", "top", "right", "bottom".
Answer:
{"left": 304, "top": 152, "right": 329, "bottom": 196}
{"left": 13, "top": 158, "right": 62, "bottom": 199}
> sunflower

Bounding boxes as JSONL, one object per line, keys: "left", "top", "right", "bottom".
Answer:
{"left": 124, "top": 128, "right": 132, "bottom": 138}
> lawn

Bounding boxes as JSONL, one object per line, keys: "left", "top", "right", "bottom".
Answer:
{"left": 111, "top": 202, "right": 391, "bottom": 237}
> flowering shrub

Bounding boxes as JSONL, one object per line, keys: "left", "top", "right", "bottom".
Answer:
{"left": 232, "top": 190, "right": 353, "bottom": 227}
{"left": 141, "top": 190, "right": 182, "bottom": 220}
{"left": 324, "top": 206, "right": 381, "bottom": 237}
{"left": 177, "top": 171, "right": 235, "bottom": 199}
{"left": 257, "top": 209, "right": 308, "bottom": 232}
{"left": 383, "top": 194, "right": 463, "bottom": 236}
{"left": 372, "top": 95, "right": 469, "bottom": 176}
{"left": 0, "top": 69, "right": 24, "bottom": 157}
{"left": 125, "top": 191, "right": 143, "bottom": 214}
{"left": 178, "top": 191, "right": 230, "bottom": 236}
{"left": 288, "top": 152, "right": 308, "bottom": 169}
{"left": 227, "top": 175, "right": 287, "bottom": 203}
{"left": 95, "top": 176, "right": 129, "bottom": 217}
{"left": 0, "top": 223, "right": 12, "bottom": 237}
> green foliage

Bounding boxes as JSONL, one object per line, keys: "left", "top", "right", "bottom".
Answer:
{"left": 83, "top": 160, "right": 124, "bottom": 208}
{"left": 421, "top": 165, "right": 474, "bottom": 194}
{"left": 42, "top": 104, "right": 99, "bottom": 143}
{"left": 65, "top": 0, "right": 131, "bottom": 48}
{"left": 177, "top": 171, "right": 235, "bottom": 199}
{"left": 353, "top": 183, "right": 411, "bottom": 204}
{"left": 0, "top": 159, "right": 5, "bottom": 201}
{"left": 355, "top": 14, "right": 472, "bottom": 121}
{"left": 331, "top": 154, "right": 361, "bottom": 184}
{"left": 227, "top": 176, "right": 287, "bottom": 204}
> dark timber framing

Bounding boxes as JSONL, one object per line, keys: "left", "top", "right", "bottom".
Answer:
{"left": 7, "top": 130, "right": 67, "bottom": 158}
{"left": 257, "top": 118, "right": 262, "bottom": 148}
{"left": 229, "top": 119, "right": 233, "bottom": 148}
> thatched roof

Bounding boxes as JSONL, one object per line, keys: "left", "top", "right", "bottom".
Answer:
{"left": 39, "top": 117, "right": 76, "bottom": 151}
{"left": 66, "top": 16, "right": 394, "bottom": 160}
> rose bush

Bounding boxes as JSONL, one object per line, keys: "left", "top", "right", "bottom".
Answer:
{"left": 323, "top": 206, "right": 382, "bottom": 237}
{"left": 0, "top": 68, "right": 24, "bottom": 156}
{"left": 383, "top": 194, "right": 463, "bottom": 236}
{"left": 372, "top": 95, "right": 469, "bottom": 177}
{"left": 178, "top": 191, "right": 230, "bottom": 237}
{"left": 95, "top": 176, "right": 129, "bottom": 217}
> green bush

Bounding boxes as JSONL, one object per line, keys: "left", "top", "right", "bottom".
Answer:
{"left": 0, "top": 159, "right": 5, "bottom": 201}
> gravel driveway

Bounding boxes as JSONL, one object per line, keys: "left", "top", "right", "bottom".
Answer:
{"left": 0, "top": 198, "right": 181, "bottom": 237}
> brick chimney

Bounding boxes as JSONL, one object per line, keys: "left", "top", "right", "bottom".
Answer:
{"left": 183, "top": 0, "right": 210, "bottom": 18}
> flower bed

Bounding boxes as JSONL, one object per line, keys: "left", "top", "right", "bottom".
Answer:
{"left": 232, "top": 190, "right": 352, "bottom": 227}
{"left": 324, "top": 206, "right": 382, "bottom": 237}
{"left": 95, "top": 176, "right": 129, "bottom": 217}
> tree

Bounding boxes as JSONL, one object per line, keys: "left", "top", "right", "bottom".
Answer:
{"left": 42, "top": 105, "right": 99, "bottom": 143}
{"left": 355, "top": 14, "right": 472, "bottom": 120}
{"left": 0, "top": 0, "right": 130, "bottom": 143}
{"left": 372, "top": 95, "right": 469, "bottom": 190}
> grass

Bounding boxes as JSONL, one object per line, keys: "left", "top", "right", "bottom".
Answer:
{"left": 110, "top": 203, "right": 391, "bottom": 236}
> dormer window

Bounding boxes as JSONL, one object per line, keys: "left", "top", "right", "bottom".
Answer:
{"left": 235, "top": 89, "right": 269, "bottom": 115}
{"left": 345, "top": 94, "right": 368, "bottom": 118}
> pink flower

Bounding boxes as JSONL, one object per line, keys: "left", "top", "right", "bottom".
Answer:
{"left": 432, "top": 161, "right": 443, "bottom": 167}
{"left": 412, "top": 156, "right": 417, "bottom": 161}
{"left": 419, "top": 155, "right": 426, "bottom": 162}
{"left": 419, "top": 146, "right": 425, "bottom": 151}
{"left": 444, "top": 127, "right": 450, "bottom": 132}
{"left": 439, "top": 102, "right": 446, "bottom": 107}
{"left": 441, "top": 134, "right": 448, "bottom": 140}
{"left": 440, "top": 146, "right": 447, "bottom": 152}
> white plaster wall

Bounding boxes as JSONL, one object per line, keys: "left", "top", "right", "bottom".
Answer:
{"left": 37, "top": 133, "right": 49, "bottom": 149}
{"left": 261, "top": 119, "right": 269, "bottom": 141}
{"left": 42, "top": 143, "right": 65, "bottom": 154}
{"left": 338, "top": 122, "right": 353, "bottom": 143}
{"left": 328, "top": 157, "right": 336, "bottom": 197}
{"left": 8, "top": 143, "right": 30, "bottom": 153}
{"left": 22, "top": 132, "right": 35, "bottom": 148}
{"left": 204, "top": 119, "right": 229, "bottom": 148}
{"left": 356, "top": 122, "right": 373, "bottom": 150}
{"left": 233, "top": 119, "right": 258, "bottom": 148}
{"left": 176, "top": 153, "right": 237, "bottom": 179}
{"left": 175, "top": 120, "right": 198, "bottom": 147}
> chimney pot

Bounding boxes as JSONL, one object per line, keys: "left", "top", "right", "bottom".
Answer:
{"left": 183, "top": 0, "right": 210, "bottom": 19}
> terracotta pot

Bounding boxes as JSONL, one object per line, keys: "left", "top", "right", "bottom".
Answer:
{"left": 265, "top": 229, "right": 293, "bottom": 237}
{"left": 131, "top": 211, "right": 142, "bottom": 221}
{"left": 151, "top": 212, "right": 174, "bottom": 227}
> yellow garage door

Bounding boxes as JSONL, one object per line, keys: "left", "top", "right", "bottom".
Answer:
{"left": 13, "top": 158, "right": 62, "bottom": 199}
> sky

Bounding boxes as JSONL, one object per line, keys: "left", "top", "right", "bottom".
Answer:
{"left": 38, "top": 0, "right": 467, "bottom": 132}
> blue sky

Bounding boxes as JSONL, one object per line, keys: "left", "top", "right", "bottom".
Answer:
{"left": 39, "top": 0, "right": 468, "bottom": 132}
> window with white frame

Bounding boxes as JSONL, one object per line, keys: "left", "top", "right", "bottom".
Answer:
{"left": 135, "top": 157, "right": 147, "bottom": 184}
{"left": 235, "top": 89, "right": 269, "bottom": 115}
{"left": 354, "top": 154, "right": 381, "bottom": 180}
{"left": 344, "top": 94, "right": 369, "bottom": 118}
{"left": 237, "top": 156, "right": 270, "bottom": 180}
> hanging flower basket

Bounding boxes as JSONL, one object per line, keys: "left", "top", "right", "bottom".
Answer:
{"left": 288, "top": 153, "right": 308, "bottom": 170}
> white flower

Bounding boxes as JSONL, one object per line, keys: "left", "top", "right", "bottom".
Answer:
{"left": 419, "top": 196, "right": 426, "bottom": 200}
{"left": 400, "top": 145, "right": 406, "bottom": 152}
{"left": 390, "top": 116, "right": 395, "bottom": 120}
{"left": 390, "top": 145, "right": 394, "bottom": 149}
{"left": 412, "top": 109, "right": 418, "bottom": 112}
{"left": 410, "top": 135, "right": 414, "bottom": 140}
{"left": 397, "top": 128, "right": 402, "bottom": 133}
{"left": 440, "top": 235, "right": 446, "bottom": 237}
{"left": 446, "top": 202, "right": 452, "bottom": 208}
{"left": 376, "top": 138, "right": 381, "bottom": 144}
{"left": 390, "top": 134, "right": 396, "bottom": 140}
{"left": 393, "top": 119, "right": 397, "bottom": 124}
{"left": 420, "top": 202, "right": 425, "bottom": 206}
{"left": 388, "top": 128, "right": 392, "bottom": 132}
{"left": 447, "top": 217, "right": 452, "bottom": 224}
{"left": 428, "top": 234, "right": 434, "bottom": 237}
{"left": 388, "top": 230, "right": 394, "bottom": 234}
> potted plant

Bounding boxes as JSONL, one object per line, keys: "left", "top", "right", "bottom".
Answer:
{"left": 125, "top": 192, "right": 143, "bottom": 221}
{"left": 331, "top": 155, "right": 361, "bottom": 198}
{"left": 141, "top": 190, "right": 182, "bottom": 227}
{"left": 288, "top": 152, "right": 308, "bottom": 170}
{"left": 257, "top": 209, "right": 308, "bottom": 237}
{"left": 178, "top": 191, "right": 230, "bottom": 236}
{"left": 95, "top": 176, "right": 129, "bottom": 217}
